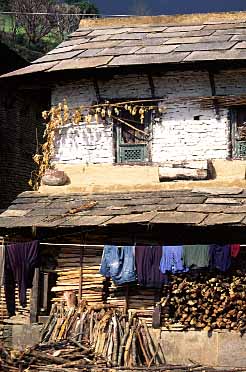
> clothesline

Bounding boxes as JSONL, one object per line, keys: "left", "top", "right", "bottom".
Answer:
{"left": 40, "top": 243, "right": 103, "bottom": 247}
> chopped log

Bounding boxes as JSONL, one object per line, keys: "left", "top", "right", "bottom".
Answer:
{"left": 28, "top": 350, "right": 66, "bottom": 364}
{"left": 159, "top": 165, "right": 208, "bottom": 181}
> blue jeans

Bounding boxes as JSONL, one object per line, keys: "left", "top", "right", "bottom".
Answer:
{"left": 100, "top": 245, "right": 136, "bottom": 285}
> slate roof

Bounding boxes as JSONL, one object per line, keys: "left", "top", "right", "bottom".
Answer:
{"left": 1, "top": 188, "right": 246, "bottom": 229}
{"left": 3, "top": 12, "right": 246, "bottom": 78}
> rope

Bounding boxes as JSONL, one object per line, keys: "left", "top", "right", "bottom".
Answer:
{"left": 0, "top": 11, "right": 133, "bottom": 17}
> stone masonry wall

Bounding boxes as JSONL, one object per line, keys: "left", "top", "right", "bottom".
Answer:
{"left": 51, "top": 69, "right": 246, "bottom": 164}
{"left": 0, "top": 89, "right": 50, "bottom": 209}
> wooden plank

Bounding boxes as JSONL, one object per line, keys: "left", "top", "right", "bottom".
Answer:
{"left": 42, "top": 273, "right": 49, "bottom": 312}
{"left": 30, "top": 268, "right": 40, "bottom": 323}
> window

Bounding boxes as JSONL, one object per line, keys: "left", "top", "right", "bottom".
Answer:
{"left": 113, "top": 104, "right": 154, "bottom": 164}
{"left": 231, "top": 107, "right": 246, "bottom": 158}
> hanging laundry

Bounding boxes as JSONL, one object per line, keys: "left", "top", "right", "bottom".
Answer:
{"left": 4, "top": 241, "right": 39, "bottom": 316}
{"left": 231, "top": 244, "right": 240, "bottom": 258}
{"left": 183, "top": 245, "right": 210, "bottom": 269}
{"left": 0, "top": 241, "right": 5, "bottom": 286}
{"left": 99, "top": 245, "right": 136, "bottom": 285}
{"left": 160, "top": 246, "right": 187, "bottom": 274}
{"left": 209, "top": 245, "right": 231, "bottom": 272}
{"left": 135, "top": 246, "right": 166, "bottom": 288}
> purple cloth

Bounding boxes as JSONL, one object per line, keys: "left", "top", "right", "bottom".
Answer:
{"left": 209, "top": 245, "right": 231, "bottom": 272}
{"left": 135, "top": 246, "right": 166, "bottom": 288}
{"left": 4, "top": 241, "right": 39, "bottom": 316}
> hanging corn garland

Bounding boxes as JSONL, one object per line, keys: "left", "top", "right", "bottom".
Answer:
{"left": 29, "top": 99, "right": 166, "bottom": 190}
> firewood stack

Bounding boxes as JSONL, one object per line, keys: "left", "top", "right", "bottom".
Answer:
{"left": 51, "top": 246, "right": 105, "bottom": 305}
{"left": 39, "top": 302, "right": 165, "bottom": 369}
{"left": 163, "top": 270, "right": 246, "bottom": 333}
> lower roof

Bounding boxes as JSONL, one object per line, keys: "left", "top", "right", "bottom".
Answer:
{"left": 1, "top": 188, "right": 246, "bottom": 229}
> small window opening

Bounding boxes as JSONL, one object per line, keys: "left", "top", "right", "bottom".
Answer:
{"left": 194, "top": 115, "right": 201, "bottom": 121}
{"left": 232, "top": 107, "right": 246, "bottom": 158}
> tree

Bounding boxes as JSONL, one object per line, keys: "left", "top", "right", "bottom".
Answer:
{"left": 0, "top": 0, "right": 10, "bottom": 11}
{"left": 53, "top": 3, "right": 81, "bottom": 40}
{"left": 10, "top": 0, "right": 55, "bottom": 45}
{"left": 65, "top": 0, "right": 99, "bottom": 16}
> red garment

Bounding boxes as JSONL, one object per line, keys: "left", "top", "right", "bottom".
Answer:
{"left": 231, "top": 244, "right": 240, "bottom": 257}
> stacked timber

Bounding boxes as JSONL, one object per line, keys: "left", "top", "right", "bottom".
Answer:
{"left": 163, "top": 270, "right": 246, "bottom": 333}
{"left": 0, "top": 286, "right": 31, "bottom": 321}
{"left": 107, "top": 283, "right": 159, "bottom": 324}
{"left": 51, "top": 245, "right": 105, "bottom": 305}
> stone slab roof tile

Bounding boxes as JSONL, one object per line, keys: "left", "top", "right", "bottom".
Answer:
{"left": 97, "top": 46, "right": 141, "bottom": 56}
{"left": 136, "top": 45, "right": 178, "bottom": 54}
{"left": 48, "top": 56, "right": 113, "bottom": 71}
{"left": 1, "top": 189, "right": 246, "bottom": 229}
{"left": 109, "top": 52, "right": 190, "bottom": 66}
{"left": 202, "top": 213, "right": 245, "bottom": 225}
{"left": 175, "top": 41, "right": 237, "bottom": 52}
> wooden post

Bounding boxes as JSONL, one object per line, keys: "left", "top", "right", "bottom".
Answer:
{"left": 30, "top": 268, "right": 40, "bottom": 323}
{"left": 42, "top": 273, "right": 49, "bottom": 312}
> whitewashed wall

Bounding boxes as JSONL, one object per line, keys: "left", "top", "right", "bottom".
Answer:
{"left": 51, "top": 69, "right": 245, "bottom": 164}
{"left": 53, "top": 123, "right": 114, "bottom": 164}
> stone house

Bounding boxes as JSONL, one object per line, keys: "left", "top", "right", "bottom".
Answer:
{"left": 3, "top": 12, "right": 246, "bottom": 189}
{"left": 2, "top": 11, "right": 246, "bottom": 367}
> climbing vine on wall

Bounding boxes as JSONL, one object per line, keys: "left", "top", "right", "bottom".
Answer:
{"left": 29, "top": 99, "right": 166, "bottom": 190}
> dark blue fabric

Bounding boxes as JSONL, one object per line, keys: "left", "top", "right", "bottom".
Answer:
{"left": 209, "top": 245, "right": 231, "bottom": 272}
{"left": 4, "top": 240, "right": 39, "bottom": 316}
{"left": 100, "top": 245, "right": 136, "bottom": 285}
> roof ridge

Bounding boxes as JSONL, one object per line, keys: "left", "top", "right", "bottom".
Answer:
{"left": 79, "top": 11, "right": 246, "bottom": 28}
